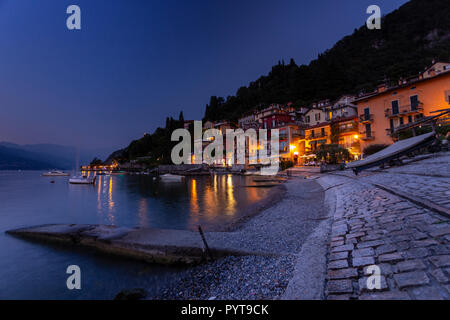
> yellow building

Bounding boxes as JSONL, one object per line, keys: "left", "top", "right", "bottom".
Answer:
{"left": 304, "top": 123, "right": 331, "bottom": 154}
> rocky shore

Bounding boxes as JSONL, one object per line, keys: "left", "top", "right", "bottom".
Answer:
{"left": 151, "top": 177, "right": 330, "bottom": 299}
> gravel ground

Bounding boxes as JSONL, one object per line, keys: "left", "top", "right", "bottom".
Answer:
{"left": 149, "top": 178, "right": 328, "bottom": 300}
{"left": 155, "top": 255, "right": 296, "bottom": 300}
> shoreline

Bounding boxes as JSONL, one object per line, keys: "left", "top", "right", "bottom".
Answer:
{"left": 215, "top": 183, "right": 287, "bottom": 232}
{"left": 4, "top": 173, "right": 327, "bottom": 300}
{"left": 153, "top": 177, "right": 330, "bottom": 300}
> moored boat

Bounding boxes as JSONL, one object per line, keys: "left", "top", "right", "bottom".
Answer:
{"left": 69, "top": 175, "right": 97, "bottom": 184}
{"left": 42, "top": 170, "right": 70, "bottom": 177}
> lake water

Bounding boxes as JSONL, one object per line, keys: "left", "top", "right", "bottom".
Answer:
{"left": 0, "top": 171, "right": 270, "bottom": 299}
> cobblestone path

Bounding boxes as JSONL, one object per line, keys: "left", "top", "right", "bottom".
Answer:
{"left": 317, "top": 153, "right": 450, "bottom": 300}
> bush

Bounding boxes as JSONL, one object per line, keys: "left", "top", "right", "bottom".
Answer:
{"left": 398, "top": 126, "right": 432, "bottom": 140}
{"left": 363, "top": 144, "right": 389, "bottom": 157}
{"left": 280, "top": 159, "right": 294, "bottom": 171}
{"left": 436, "top": 124, "right": 450, "bottom": 140}
{"left": 316, "top": 144, "right": 351, "bottom": 164}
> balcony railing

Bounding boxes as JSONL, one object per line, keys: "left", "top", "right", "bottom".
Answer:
{"left": 359, "top": 114, "right": 374, "bottom": 123}
{"left": 360, "top": 131, "right": 375, "bottom": 140}
{"left": 292, "top": 132, "right": 305, "bottom": 139}
{"left": 385, "top": 103, "right": 424, "bottom": 117}
{"left": 306, "top": 133, "right": 328, "bottom": 140}
{"left": 338, "top": 125, "right": 359, "bottom": 134}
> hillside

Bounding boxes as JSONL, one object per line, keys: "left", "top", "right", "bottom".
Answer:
{"left": 204, "top": 0, "right": 450, "bottom": 121}
{"left": 0, "top": 142, "right": 105, "bottom": 170}
{"left": 106, "top": 0, "right": 450, "bottom": 164}
{"left": 0, "top": 146, "right": 59, "bottom": 170}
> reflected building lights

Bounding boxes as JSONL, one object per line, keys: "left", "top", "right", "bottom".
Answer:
{"left": 138, "top": 198, "right": 149, "bottom": 227}
{"left": 107, "top": 176, "right": 115, "bottom": 224}
{"left": 225, "top": 175, "right": 236, "bottom": 215}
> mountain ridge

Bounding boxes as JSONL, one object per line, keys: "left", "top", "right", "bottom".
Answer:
{"left": 0, "top": 142, "right": 111, "bottom": 170}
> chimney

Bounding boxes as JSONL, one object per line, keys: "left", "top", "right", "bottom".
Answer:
{"left": 377, "top": 84, "right": 387, "bottom": 93}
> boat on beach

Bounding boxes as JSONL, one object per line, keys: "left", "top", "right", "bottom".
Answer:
{"left": 42, "top": 170, "right": 70, "bottom": 177}
{"left": 69, "top": 175, "right": 97, "bottom": 184}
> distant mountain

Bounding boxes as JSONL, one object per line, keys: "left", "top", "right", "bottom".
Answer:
{"left": 203, "top": 0, "right": 450, "bottom": 121}
{"left": 0, "top": 142, "right": 110, "bottom": 170}
{"left": 0, "top": 145, "right": 60, "bottom": 170}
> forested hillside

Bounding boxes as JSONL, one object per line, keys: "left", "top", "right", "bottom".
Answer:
{"left": 204, "top": 0, "right": 450, "bottom": 121}
{"left": 107, "top": 0, "right": 450, "bottom": 164}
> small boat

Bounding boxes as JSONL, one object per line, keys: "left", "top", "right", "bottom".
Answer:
{"left": 42, "top": 170, "right": 70, "bottom": 177}
{"left": 69, "top": 175, "right": 96, "bottom": 184}
{"left": 159, "top": 174, "right": 184, "bottom": 182}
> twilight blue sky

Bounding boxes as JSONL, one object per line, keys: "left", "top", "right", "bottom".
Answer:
{"left": 0, "top": 0, "right": 408, "bottom": 155}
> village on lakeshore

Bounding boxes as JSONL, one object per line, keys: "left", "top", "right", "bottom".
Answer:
{"left": 87, "top": 60, "right": 450, "bottom": 175}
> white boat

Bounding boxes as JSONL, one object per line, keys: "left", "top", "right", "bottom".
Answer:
{"left": 159, "top": 174, "right": 184, "bottom": 181}
{"left": 69, "top": 175, "right": 96, "bottom": 184}
{"left": 42, "top": 170, "right": 70, "bottom": 177}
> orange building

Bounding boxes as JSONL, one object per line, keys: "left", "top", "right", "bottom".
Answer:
{"left": 304, "top": 123, "right": 331, "bottom": 153}
{"left": 354, "top": 62, "right": 450, "bottom": 151}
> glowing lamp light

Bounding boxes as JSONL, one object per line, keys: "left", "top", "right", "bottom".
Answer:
{"left": 293, "top": 151, "right": 299, "bottom": 156}
{"left": 289, "top": 145, "right": 296, "bottom": 151}
{"left": 353, "top": 134, "right": 359, "bottom": 139}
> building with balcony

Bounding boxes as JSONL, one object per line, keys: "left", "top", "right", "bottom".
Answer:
{"left": 238, "top": 112, "right": 259, "bottom": 130}
{"left": 304, "top": 123, "right": 331, "bottom": 154}
{"left": 261, "top": 112, "right": 296, "bottom": 130}
{"left": 354, "top": 61, "right": 450, "bottom": 151}
{"left": 254, "top": 103, "right": 294, "bottom": 124}
{"left": 276, "top": 125, "right": 305, "bottom": 164}
{"left": 331, "top": 117, "right": 361, "bottom": 159}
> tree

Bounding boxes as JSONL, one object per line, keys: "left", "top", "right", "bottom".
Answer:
{"left": 316, "top": 144, "right": 351, "bottom": 164}
{"left": 363, "top": 144, "right": 389, "bottom": 157}
{"left": 90, "top": 157, "right": 103, "bottom": 166}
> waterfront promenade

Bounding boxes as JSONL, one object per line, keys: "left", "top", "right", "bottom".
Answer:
{"left": 318, "top": 152, "right": 449, "bottom": 299}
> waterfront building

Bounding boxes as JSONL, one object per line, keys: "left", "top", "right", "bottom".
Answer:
{"left": 261, "top": 111, "right": 296, "bottom": 130}
{"left": 277, "top": 124, "right": 305, "bottom": 164}
{"left": 354, "top": 61, "right": 450, "bottom": 151}
{"left": 326, "top": 97, "right": 361, "bottom": 159}
{"left": 254, "top": 103, "right": 294, "bottom": 125}
{"left": 238, "top": 112, "right": 259, "bottom": 130}
{"left": 304, "top": 122, "right": 331, "bottom": 154}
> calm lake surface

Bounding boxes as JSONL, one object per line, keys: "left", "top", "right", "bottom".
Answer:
{"left": 0, "top": 171, "right": 271, "bottom": 299}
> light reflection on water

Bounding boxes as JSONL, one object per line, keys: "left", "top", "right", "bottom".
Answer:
{"left": 0, "top": 171, "right": 271, "bottom": 299}
{"left": 73, "top": 171, "right": 269, "bottom": 230}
